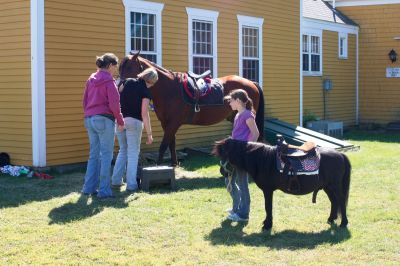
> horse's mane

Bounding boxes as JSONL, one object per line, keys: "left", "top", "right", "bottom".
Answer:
{"left": 139, "top": 56, "right": 176, "bottom": 77}
{"left": 216, "top": 139, "right": 277, "bottom": 179}
{"left": 120, "top": 54, "right": 178, "bottom": 80}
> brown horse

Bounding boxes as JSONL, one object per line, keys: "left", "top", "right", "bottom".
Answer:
{"left": 213, "top": 138, "right": 351, "bottom": 230}
{"left": 119, "top": 52, "right": 264, "bottom": 166}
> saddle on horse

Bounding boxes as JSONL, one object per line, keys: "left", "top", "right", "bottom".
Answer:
{"left": 181, "top": 70, "right": 224, "bottom": 112}
{"left": 276, "top": 134, "right": 320, "bottom": 192}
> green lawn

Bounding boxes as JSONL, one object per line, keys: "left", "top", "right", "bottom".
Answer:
{"left": 1, "top": 130, "right": 399, "bottom": 265}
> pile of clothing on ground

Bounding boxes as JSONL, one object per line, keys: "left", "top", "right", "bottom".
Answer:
{"left": 0, "top": 152, "right": 54, "bottom": 179}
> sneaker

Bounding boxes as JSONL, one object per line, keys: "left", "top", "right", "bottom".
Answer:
{"left": 227, "top": 213, "right": 248, "bottom": 222}
{"left": 82, "top": 191, "right": 98, "bottom": 196}
{"left": 226, "top": 208, "right": 234, "bottom": 215}
{"left": 112, "top": 182, "right": 125, "bottom": 188}
{"left": 126, "top": 187, "right": 139, "bottom": 193}
{"left": 97, "top": 194, "right": 115, "bottom": 199}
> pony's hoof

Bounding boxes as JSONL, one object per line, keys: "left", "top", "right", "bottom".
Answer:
{"left": 340, "top": 221, "right": 348, "bottom": 228}
{"left": 327, "top": 216, "right": 337, "bottom": 224}
{"left": 262, "top": 225, "right": 272, "bottom": 231}
{"left": 262, "top": 221, "right": 272, "bottom": 231}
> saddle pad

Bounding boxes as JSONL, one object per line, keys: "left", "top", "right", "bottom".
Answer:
{"left": 181, "top": 77, "right": 224, "bottom": 106}
{"left": 276, "top": 148, "right": 320, "bottom": 175}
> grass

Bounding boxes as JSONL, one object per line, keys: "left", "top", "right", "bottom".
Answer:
{"left": 0, "top": 130, "right": 399, "bottom": 265}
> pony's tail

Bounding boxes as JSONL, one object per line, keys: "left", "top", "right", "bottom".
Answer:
{"left": 253, "top": 82, "right": 265, "bottom": 142}
{"left": 342, "top": 154, "right": 351, "bottom": 208}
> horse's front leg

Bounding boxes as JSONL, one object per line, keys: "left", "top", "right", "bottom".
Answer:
{"left": 262, "top": 189, "right": 274, "bottom": 231}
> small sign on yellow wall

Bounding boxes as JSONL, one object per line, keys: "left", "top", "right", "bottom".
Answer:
{"left": 386, "top": 67, "right": 400, "bottom": 78}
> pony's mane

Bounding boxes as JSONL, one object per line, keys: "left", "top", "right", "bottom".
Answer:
{"left": 220, "top": 139, "right": 276, "bottom": 178}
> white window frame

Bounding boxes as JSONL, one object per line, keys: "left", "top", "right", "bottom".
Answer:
{"left": 338, "top": 32, "right": 348, "bottom": 59}
{"left": 122, "top": 0, "right": 164, "bottom": 65}
{"left": 302, "top": 29, "right": 323, "bottom": 76}
{"left": 237, "top": 15, "right": 264, "bottom": 87}
{"left": 186, "top": 7, "right": 219, "bottom": 77}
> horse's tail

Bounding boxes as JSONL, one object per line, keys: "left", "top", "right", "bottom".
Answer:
{"left": 253, "top": 82, "right": 265, "bottom": 142}
{"left": 342, "top": 154, "right": 351, "bottom": 208}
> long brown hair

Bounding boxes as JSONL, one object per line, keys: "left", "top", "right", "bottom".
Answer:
{"left": 226, "top": 89, "right": 254, "bottom": 113}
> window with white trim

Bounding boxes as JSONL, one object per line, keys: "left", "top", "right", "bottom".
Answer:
{"left": 338, "top": 32, "right": 348, "bottom": 59}
{"left": 122, "top": 0, "right": 164, "bottom": 64}
{"left": 302, "top": 32, "right": 322, "bottom": 75}
{"left": 238, "top": 15, "right": 263, "bottom": 86}
{"left": 186, "top": 8, "right": 219, "bottom": 77}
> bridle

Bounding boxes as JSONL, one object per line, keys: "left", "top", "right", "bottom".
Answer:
{"left": 117, "top": 55, "right": 144, "bottom": 87}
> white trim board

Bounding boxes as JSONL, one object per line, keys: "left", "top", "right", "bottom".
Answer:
{"left": 303, "top": 18, "right": 359, "bottom": 34}
{"left": 31, "top": 0, "right": 46, "bottom": 167}
{"left": 300, "top": 0, "right": 304, "bottom": 126}
{"left": 122, "top": 0, "right": 164, "bottom": 65}
{"left": 333, "top": 0, "right": 400, "bottom": 6}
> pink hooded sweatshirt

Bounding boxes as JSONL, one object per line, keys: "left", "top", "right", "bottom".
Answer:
{"left": 83, "top": 70, "right": 124, "bottom": 126}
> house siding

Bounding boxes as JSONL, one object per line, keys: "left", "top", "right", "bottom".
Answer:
{"left": 338, "top": 4, "right": 400, "bottom": 125}
{"left": 304, "top": 31, "right": 357, "bottom": 126}
{"left": 0, "top": 0, "right": 32, "bottom": 165}
{"left": 44, "top": 0, "right": 299, "bottom": 166}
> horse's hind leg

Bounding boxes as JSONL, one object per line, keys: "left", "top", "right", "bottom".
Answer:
{"left": 329, "top": 185, "right": 348, "bottom": 228}
{"left": 168, "top": 136, "right": 178, "bottom": 167}
{"left": 337, "top": 191, "right": 348, "bottom": 227}
{"left": 324, "top": 187, "right": 338, "bottom": 224}
{"left": 158, "top": 123, "right": 180, "bottom": 166}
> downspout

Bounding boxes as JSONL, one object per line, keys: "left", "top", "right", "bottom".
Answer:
{"left": 299, "top": 0, "right": 304, "bottom": 126}
{"left": 31, "top": 0, "right": 46, "bottom": 167}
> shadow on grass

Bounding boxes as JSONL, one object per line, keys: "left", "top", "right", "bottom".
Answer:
{"left": 206, "top": 219, "right": 351, "bottom": 249}
{"left": 0, "top": 171, "right": 85, "bottom": 209}
{"left": 176, "top": 176, "right": 224, "bottom": 191}
{"left": 48, "top": 192, "right": 132, "bottom": 225}
{"left": 179, "top": 154, "right": 219, "bottom": 172}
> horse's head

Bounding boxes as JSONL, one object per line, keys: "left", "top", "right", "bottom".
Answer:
{"left": 119, "top": 51, "right": 144, "bottom": 80}
{"left": 212, "top": 137, "right": 243, "bottom": 163}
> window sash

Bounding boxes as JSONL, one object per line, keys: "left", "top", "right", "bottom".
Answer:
{"left": 130, "top": 12, "right": 157, "bottom": 62}
{"left": 241, "top": 26, "right": 260, "bottom": 82}
{"left": 339, "top": 33, "right": 348, "bottom": 59}
{"left": 191, "top": 20, "right": 214, "bottom": 74}
{"left": 302, "top": 34, "right": 321, "bottom": 74}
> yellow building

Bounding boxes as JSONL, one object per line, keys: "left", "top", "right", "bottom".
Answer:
{"left": 302, "top": 0, "right": 358, "bottom": 127}
{"left": 0, "top": 0, "right": 398, "bottom": 167}
{"left": 0, "top": 0, "right": 300, "bottom": 167}
{"left": 333, "top": 0, "right": 400, "bottom": 125}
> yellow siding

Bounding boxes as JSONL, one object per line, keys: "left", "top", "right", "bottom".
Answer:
{"left": 45, "top": 0, "right": 299, "bottom": 165}
{"left": 339, "top": 5, "right": 400, "bottom": 124}
{"left": 44, "top": 0, "right": 125, "bottom": 165}
{"left": 304, "top": 31, "right": 357, "bottom": 126}
{"left": 0, "top": 0, "right": 32, "bottom": 165}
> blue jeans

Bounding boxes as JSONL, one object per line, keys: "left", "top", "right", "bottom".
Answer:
{"left": 225, "top": 167, "right": 250, "bottom": 219}
{"left": 112, "top": 117, "right": 143, "bottom": 190}
{"left": 82, "top": 115, "right": 115, "bottom": 198}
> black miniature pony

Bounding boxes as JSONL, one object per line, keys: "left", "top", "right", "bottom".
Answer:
{"left": 213, "top": 138, "right": 351, "bottom": 231}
